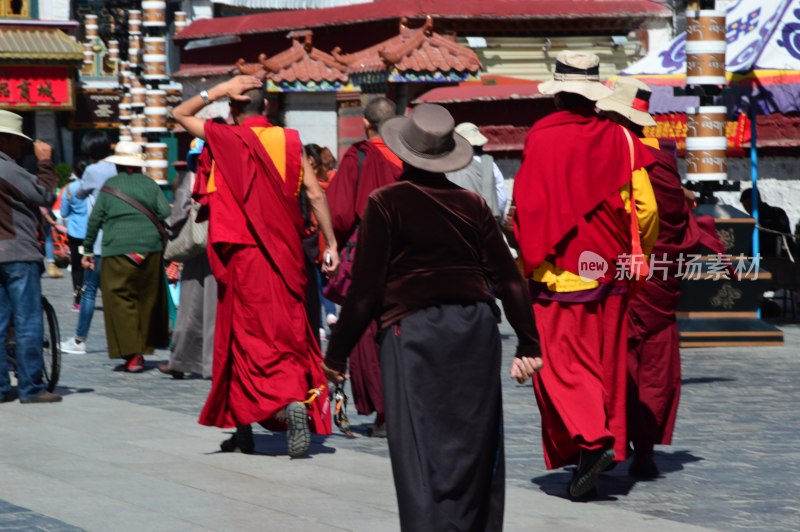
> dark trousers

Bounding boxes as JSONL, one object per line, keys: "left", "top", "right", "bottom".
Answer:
{"left": 380, "top": 302, "right": 505, "bottom": 532}
{"left": 67, "top": 235, "right": 84, "bottom": 305}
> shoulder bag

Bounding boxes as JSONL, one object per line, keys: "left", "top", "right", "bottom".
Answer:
{"left": 164, "top": 203, "right": 208, "bottom": 262}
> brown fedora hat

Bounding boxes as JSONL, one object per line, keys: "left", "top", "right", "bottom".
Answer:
{"left": 380, "top": 103, "right": 473, "bottom": 173}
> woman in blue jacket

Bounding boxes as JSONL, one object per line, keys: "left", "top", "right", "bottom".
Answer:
{"left": 60, "top": 161, "right": 88, "bottom": 310}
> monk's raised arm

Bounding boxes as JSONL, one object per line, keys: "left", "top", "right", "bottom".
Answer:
{"left": 173, "top": 76, "right": 263, "bottom": 140}
{"left": 303, "top": 153, "right": 340, "bottom": 274}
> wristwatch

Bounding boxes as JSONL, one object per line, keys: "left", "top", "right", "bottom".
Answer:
{"left": 200, "top": 90, "right": 210, "bottom": 105}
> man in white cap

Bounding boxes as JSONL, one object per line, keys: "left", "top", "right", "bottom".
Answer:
{"left": 0, "top": 110, "right": 62, "bottom": 403}
{"left": 513, "top": 51, "right": 659, "bottom": 497}
{"left": 598, "top": 77, "right": 702, "bottom": 478}
{"left": 446, "top": 122, "right": 507, "bottom": 221}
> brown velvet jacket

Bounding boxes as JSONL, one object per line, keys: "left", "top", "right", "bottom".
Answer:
{"left": 325, "top": 169, "right": 540, "bottom": 372}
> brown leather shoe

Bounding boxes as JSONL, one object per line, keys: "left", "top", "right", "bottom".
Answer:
{"left": 157, "top": 362, "right": 184, "bottom": 379}
{"left": 20, "top": 391, "right": 62, "bottom": 404}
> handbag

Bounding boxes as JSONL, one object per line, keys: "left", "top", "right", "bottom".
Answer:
{"left": 164, "top": 203, "right": 208, "bottom": 262}
{"left": 322, "top": 228, "right": 357, "bottom": 305}
{"left": 100, "top": 185, "right": 168, "bottom": 249}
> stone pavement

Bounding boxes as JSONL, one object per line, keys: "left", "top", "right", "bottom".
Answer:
{"left": 0, "top": 274, "right": 797, "bottom": 531}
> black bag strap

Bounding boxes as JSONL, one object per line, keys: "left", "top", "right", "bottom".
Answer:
{"left": 101, "top": 185, "right": 168, "bottom": 248}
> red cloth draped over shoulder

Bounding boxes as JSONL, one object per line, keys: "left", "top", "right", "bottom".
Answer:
{"left": 326, "top": 138, "right": 403, "bottom": 244}
{"left": 196, "top": 117, "right": 331, "bottom": 435}
{"left": 513, "top": 109, "right": 655, "bottom": 276}
{"left": 203, "top": 117, "right": 306, "bottom": 299}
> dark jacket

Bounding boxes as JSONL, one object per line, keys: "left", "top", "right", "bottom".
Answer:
{"left": 0, "top": 151, "right": 57, "bottom": 264}
{"left": 325, "top": 171, "right": 540, "bottom": 372}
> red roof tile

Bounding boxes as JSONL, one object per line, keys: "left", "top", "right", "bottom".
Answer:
{"left": 414, "top": 83, "right": 545, "bottom": 104}
{"left": 333, "top": 17, "right": 480, "bottom": 76}
{"left": 235, "top": 31, "right": 348, "bottom": 85}
{"left": 174, "top": 0, "right": 669, "bottom": 41}
{"left": 480, "top": 125, "right": 529, "bottom": 152}
{"left": 172, "top": 63, "right": 234, "bottom": 78}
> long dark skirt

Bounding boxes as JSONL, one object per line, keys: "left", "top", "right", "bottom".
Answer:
{"left": 380, "top": 302, "right": 505, "bottom": 532}
{"left": 100, "top": 253, "right": 169, "bottom": 359}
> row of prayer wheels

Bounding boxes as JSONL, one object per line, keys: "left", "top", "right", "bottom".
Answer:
{"left": 684, "top": 8, "right": 728, "bottom": 182}
{"left": 126, "top": 2, "right": 185, "bottom": 183}
{"left": 118, "top": 89, "right": 170, "bottom": 133}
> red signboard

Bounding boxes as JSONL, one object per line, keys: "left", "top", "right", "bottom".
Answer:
{"left": 0, "top": 66, "right": 74, "bottom": 110}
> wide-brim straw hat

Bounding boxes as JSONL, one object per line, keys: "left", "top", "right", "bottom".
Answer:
{"left": 105, "top": 140, "right": 147, "bottom": 168}
{"left": 455, "top": 122, "right": 488, "bottom": 147}
{"left": 596, "top": 77, "right": 657, "bottom": 127}
{"left": 0, "top": 110, "right": 32, "bottom": 141}
{"left": 381, "top": 103, "right": 473, "bottom": 173}
{"left": 538, "top": 50, "right": 613, "bottom": 101}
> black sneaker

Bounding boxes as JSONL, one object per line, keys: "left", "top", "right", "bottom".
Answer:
{"left": 286, "top": 402, "right": 310, "bottom": 458}
{"left": 20, "top": 391, "right": 63, "bottom": 404}
{"left": 220, "top": 424, "right": 254, "bottom": 454}
{"left": 629, "top": 453, "right": 660, "bottom": 479}
{"left": 367, "top": 422, "right": 387, "bottom": 438}
{"left": 568, "top": 446, "right": 615, "bottom": 498}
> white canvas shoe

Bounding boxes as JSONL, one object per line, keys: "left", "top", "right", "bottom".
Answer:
{"left": 60, "top": 337, "right": 87, "bottom": 354}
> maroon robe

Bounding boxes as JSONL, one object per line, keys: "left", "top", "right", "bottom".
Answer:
{"left": 195, "top": 117, "right": 331, "bottom": 435}
{"left": 326, "top": 139, "right": 402, "bottom": 417}
{"left": 627, "top": 142, "right": 697, "bottom": 452}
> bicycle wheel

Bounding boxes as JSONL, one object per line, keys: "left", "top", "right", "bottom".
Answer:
{"left": 41, "top": 297, "right": 61, "bottom": 392}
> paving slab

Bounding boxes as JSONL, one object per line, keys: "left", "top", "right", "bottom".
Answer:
{"left": 0, "top": 275, "right": 795, "bottom": 530}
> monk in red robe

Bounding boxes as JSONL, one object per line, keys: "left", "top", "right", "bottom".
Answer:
{"left": 173, "top": 75, "right": 339, "bottom": 457}
{"left": 324, "top": 97, "right": 403, "bottom": 437}
{"left": 598, "top": 78, "right": 727, "bottom": 477}
{"left": 513, "top": 51, "right": 659, "bottom": 498}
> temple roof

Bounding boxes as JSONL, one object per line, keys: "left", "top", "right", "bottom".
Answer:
{"left": 235, "top": 31, "right": 349, "bottom": 89}
{"left": 333, "top": 17, "right": 481, "bottom": 77}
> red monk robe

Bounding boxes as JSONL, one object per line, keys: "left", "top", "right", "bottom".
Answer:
{"left": 194, "top": 115, "right": 331, "bottom": 435}
{"left": 514, "top": 108, "right": 656, "bottom": 470}
{"left": 325, "top": 138, "right": 402, "bottom": 419}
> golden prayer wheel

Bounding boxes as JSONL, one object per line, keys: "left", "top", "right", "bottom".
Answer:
{"left": 686, "top": 106, "right": 727, "bottom": 138}
{"left": 686, "top": 41, "right": 726, "bottom": 86}
{"left": 686, "top": 10, "right": 726, "bottom": 42}
{"left": 145, "top": 107, "right": 168, "bottom": 132}
{"left": 685, "top": 136, "right": 727, "bottom": 181}
{"left": 142, "top": 1, "right": 167, "bottom": 27}
{"left": 143, "top": 54, "right": 168, "bottom": 79}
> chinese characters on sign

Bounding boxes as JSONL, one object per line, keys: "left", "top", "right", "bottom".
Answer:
{"left": 0, "top": 67, "right": 73, "bottom": 110}
{"left": 612, "top": 253, "right": 761, "bottom": 282}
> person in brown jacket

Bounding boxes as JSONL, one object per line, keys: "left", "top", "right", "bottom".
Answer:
{"left": 0, "top": 110, "right": 62, "bottom": 403}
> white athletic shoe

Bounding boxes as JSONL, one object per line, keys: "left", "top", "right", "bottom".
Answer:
{"left": 325, "top": 313, "right": 338, "bottom": 326}
{"left": 319, "top": 328, "right": 327, "bottom": 341}
{"left": 60, "top": 337, "right": 87, "bottom": 354}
